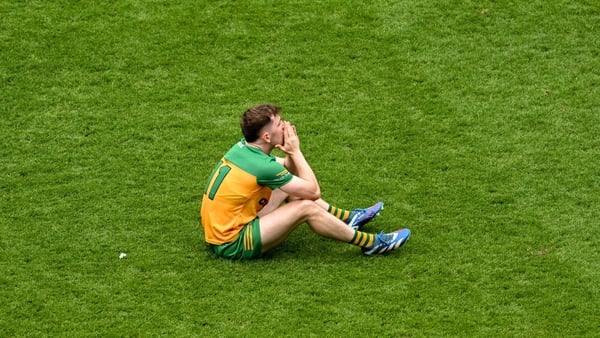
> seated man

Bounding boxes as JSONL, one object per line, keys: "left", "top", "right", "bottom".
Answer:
{"left": 200, "top": 104, "right": 410, "bottom": 259}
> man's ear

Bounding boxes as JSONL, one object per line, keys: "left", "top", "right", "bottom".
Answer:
{"left": 262, "top": 131, "right": 271, "bottom": 143}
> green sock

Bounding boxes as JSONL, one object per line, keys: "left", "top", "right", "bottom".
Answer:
{"left": 349, "top": 231, "right": 375, "bottom": 248}
{"left": 327, "top": 205, "right": 351, "bottom": 222}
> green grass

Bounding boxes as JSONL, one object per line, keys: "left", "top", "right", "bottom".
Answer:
{"left": 2, "top": 0, "right": 599, "bottom": 336}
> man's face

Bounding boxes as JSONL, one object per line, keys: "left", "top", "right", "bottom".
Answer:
{"left": 265, "top": 114, "right": 285, "bottom": 146}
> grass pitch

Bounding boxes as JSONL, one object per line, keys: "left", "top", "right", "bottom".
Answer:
{"left": 1, "top": 0, "right": 599, "bottom": 336}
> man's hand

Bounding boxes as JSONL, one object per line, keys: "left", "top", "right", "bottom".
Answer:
{"left": 275, "top": 121, "right": 300, "bottom": 156}
{"left": 276, "top": 121, "right": 321, "bottom": 200}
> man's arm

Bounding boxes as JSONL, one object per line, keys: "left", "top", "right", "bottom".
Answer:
{"left": 275, "top": 156, "right": 297, "bottom": 175}
{"left": 276, "top": 122, "right": 321, "bottom": 200}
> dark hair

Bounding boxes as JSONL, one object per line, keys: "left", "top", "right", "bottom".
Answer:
{"left": 240, "top": 104, "right": 281, "bottom": 142}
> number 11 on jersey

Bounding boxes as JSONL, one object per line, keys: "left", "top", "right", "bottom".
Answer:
{"left": 204, "top": 160, "right": 232, "bottom": 200}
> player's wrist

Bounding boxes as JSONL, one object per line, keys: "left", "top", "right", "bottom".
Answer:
{"left": 288, "top": 150, "right": 304, "bottom": 160}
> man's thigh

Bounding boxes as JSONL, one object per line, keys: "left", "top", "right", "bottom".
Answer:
{"left": 259, "top": 200, "right": 312, "bottom": 252}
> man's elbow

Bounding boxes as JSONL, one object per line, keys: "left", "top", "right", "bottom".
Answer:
{"left": 298, "top": 186, "right": 320, "bottom": 201}
{"left": 307, "top": 190, "right": 321, "bottom": 201}
{"left": 307, "top": 186, "right": 321, "bottom": 200}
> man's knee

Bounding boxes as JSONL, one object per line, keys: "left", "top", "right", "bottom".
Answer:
{"left": 292, "top": 199, "right": 321, "bottom": 217}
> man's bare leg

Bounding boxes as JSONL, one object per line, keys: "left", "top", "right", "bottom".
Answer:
{"left": 258, "top": 189, "right": 349, "bottom": 218}
{"left": 258, "top": 199, "right": 355, "bottom": 253}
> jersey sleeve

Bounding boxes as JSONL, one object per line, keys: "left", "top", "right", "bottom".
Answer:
{"left": 256, "top": 159, "right": 293, "bottom": 189}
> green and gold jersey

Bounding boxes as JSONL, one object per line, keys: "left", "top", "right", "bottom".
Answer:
{"left": 201, "top": 139, "right": 293, "bottom": 245}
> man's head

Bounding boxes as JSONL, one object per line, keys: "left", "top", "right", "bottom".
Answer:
{"left": 241, "top": 104, "right": 283, "bottom": 144}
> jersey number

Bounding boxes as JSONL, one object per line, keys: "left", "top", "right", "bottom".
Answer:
{"left": 206, "top": 163, "right": 231, "bottom": 200}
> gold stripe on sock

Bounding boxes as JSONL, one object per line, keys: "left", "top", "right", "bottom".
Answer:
{"left": 341, "top": 210, "right": 349, "bottom": 221}
{"left": 350, "top": 231, "right": 375, "bottom": 248}
{"left": 328, "top": 205, "right": 352, "bottom": 221}
{"left": 364, "top": 235, "right": 374, "bottom": 247}
{"left": 358, "top": 233, "right": 369, "bottom": 246}
{"left": 350, "top": 231, "right": 359, "bottom": 244}
{"left": 352, "top": 232, "right": 361, "bottom": 246}
{"left": 329, "top": 206, "right": 339, "bottom": 218}
{"left": 349, "top": 231, "right": 373, "bottom": 248}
